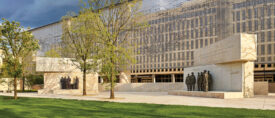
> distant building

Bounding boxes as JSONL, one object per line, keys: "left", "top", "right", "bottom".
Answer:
{"left": 30, "top": 0, "right": 275, "bottom": 84}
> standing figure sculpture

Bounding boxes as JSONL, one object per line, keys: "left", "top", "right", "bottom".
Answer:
{"left": 208, "top": 71, "right": 213, "bottom": 91}
{"left": 200, "top": 72, "right": 204, "bottom": 91}
{"left": 197, "top": 73, "right": 203, "bottom": 91}
{"left": 185, "top": 74, "right": 191, "bottom": 91}
{"left": 203, "top": 70, "right": 209, "bottom": 92}
{"left": 60, "top": 77, "right": 64, "bottom": 89}
{"left": 190, "top": 72, "right": 196, "bottom": 91}
{"left": 67, "top": 76, "right": 71, "bottom": 89}
{"left": 75, "top": 77, "right": 79, "bottom": 89}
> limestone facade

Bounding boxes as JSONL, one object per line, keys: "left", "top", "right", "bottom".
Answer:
{"left": 99, "top": 83, "right": 184, "bottom": 92}
{"left": 36, "top": 57, "right": 98, "bottom": 95}
{"left": 184, "top": 33, "right": 257, "bottom": 98}
{"left": 254, "top": 82, "right": 269, "bottom": 95}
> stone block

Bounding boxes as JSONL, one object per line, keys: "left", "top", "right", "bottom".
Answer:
{"left": 254, "top": 82, "right": 268, "bottom": 95}
{"left": 194, "top": 33, "right": 257, "bottom": 66}
{"left": 168, "top": 90, "right": 243, "bottom": 99}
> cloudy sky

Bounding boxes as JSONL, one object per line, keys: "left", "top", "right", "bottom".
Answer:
{"left": 0, "top": 0, "right": 188, "bottom": 28}
{"left": 0, "top": 0, "right": 80, "bottom": 28}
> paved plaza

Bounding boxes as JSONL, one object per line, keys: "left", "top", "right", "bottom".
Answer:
{"left": 1, "top": 92, "right": 275, "bottom": 110}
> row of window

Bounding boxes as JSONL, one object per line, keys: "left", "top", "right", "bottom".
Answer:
{"left": 233, "top": 0, "right": 275, "bottom": 9}
{"left": 148, "top": 8, "right": 217, "bottom": 25}
{"left": 135, "top": 38, "right": 217, "bottom": 55}
{"left": 133, "top": 61, "right": 193, "bottom": 70}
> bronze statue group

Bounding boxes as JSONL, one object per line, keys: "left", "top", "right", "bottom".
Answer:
{"left": 60, "top": 76, "right": 79, "bottom": 89}
{"left": 185, "top": 70, "right": 213, "bottom": 92}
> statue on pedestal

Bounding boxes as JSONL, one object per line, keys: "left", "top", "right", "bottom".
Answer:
{"left": 203, "top": 70, "right": 209, "bottom": 92}
{"left": 190, "top": 72, "right": 196, "bottom": 91}
{"left": 208, "top": 71, "right": 213, "bottom": 91}
{"left": 197, "top": 72, "right": 203, "bottom": 91}
{"left": 185, "top": 74, "right": 191, "bottom": 91}
{"left": 60, "top": 77, "right": 65, "bottom": 89}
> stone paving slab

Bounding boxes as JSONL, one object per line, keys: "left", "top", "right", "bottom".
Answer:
{"left": 1, "top": 92, "right": 275, "bottom": 110}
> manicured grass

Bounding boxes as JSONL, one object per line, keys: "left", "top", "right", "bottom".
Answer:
{"left": 0, "top": 96, "right": 274, "bottom": 118}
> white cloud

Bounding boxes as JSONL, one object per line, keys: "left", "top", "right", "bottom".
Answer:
{"left": 141, "top": 0, "right": 189, "bottom": 13}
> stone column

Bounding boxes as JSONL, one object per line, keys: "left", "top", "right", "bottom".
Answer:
{"left": 100, "top": 77, "right": 104, "bottom": 83}
{"left": 152, "top": 74, "right": 156, "bottom": 83}
{"left": 172, "top": 74, "right": 175, "bottom": 83}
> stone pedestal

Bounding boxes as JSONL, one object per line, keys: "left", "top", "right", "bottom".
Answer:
{"left": 183, "top": 33, "right": 257, "bottom": 98}
{"left": 168, "top": 90, "right": 243, "bottom": 99}
{"left": 36, "top": 57, "right": 98, "bottom": 95}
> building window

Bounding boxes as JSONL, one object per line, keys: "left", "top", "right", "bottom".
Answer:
{"left": 254, "top": 8, "right": 258, "bottom": 18}
{"left": 237, "top": 23, "right": 240, "bottom": 33}
{"left": 267, "top": 18, "right": 271, "bottom": 29}
{"left": 268, "top": 44, "right": 271, "bottom": 55}
{"left": 156, "top": 75, "right": 171, "bottom": 83}
{"left": 236, "top": 11, "right": 240, "bottom": 21}
{"left": 254, "top": 20, "right": 258, "bottom": 31}
{"left": 248, "top": 9, "right": 252, "bottom": 19}
{"left": 268, "top": 31, "right": 271, "bottom": 42}
{"left": 261, "top": 45, "right": 265, "bottom": 55}
{"left": 248, "top": 21, "right": 252, "bottom": 31}
{"left": 242, "top": 10, "right": 246, "bottom": 20}
{"left": 261, "top": 32, "right": 265, "bottom": 42}
{"left": 195, "top": 40, "right": 198, "bottom": 49}
{"left": 261, "top": 19, "right": 265, "bottom": 30}
{"left": 175, "top": 74, "right": 184, "bottom": 82}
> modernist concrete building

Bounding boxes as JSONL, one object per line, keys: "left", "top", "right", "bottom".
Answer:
{"left": 30, "top": 0, "right": 275, "bottom": 87}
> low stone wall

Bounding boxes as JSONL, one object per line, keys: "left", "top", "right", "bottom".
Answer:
{"left": 168, "top": 90, "right": 243, "bottom": 99}
{"left": 254, "top": 82, "right": 268, "bottom": 95}
{"left": 99, "top": 83, "right": 185, "bottom": 92}
{"left": 269, "top": 83, "right": 275, "bottom": 93}
{"left": 32, "top": 84, "right": 44, "bottom": 90}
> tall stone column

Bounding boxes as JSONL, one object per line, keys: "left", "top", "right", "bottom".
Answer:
{"left": 100, "top": 77, "right": 104, "bottom": 83}
{"left": 152, "top": 74, "right": 156, "bottom": 83}
{"left": 172, "top": 74, "right": 175, "bottom": 83}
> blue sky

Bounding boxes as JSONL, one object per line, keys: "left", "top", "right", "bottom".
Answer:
{"left": 0, "top": 0, "right": 80, "bottom": 28}
{"left": 0, "top": 0, "right": 188, "bottom": 28}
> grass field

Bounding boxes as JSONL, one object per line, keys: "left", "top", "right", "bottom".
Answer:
{"left": 0, "top": 96, "right": 274, "bottom": 118}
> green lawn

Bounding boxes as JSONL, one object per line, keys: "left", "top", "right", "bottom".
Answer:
{"left": 0, "top": 96, "right": 274, "bottom": 118}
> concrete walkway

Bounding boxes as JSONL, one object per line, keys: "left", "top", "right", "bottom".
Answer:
{"left": 1, "top": 92, "right": 275, "bottom": 110}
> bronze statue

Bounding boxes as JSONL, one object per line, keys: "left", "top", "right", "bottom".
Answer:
{"left": 190, "top": 72, "right": 196, "bottom": 91}
{"left": 203, "top": 70, "right": 209, "bottom": 92}
{"left": 197, "top": 72, "right": 203, "bottom": 91}
{"left": 185, "top": 74, "right": 191, "bottom": 91}
{"left": 75, "top": 77, "right": 79, "bottom": 89}
{"left": 208, "top": 71, "right": 213, "bottom": 91}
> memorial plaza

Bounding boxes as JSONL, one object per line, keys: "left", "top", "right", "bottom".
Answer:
{"left": 1, "top": 0, "right": 275, "bottom": 117}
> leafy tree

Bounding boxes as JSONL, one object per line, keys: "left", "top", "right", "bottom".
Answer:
{"left": 61, "top": 10, "right": 99, "bottom": 96}
{"left": 21, "top": 52, "right": 37, "bottom": 91}
{"left": 84, "top": 0, "right": 145, "bottom": 99}
{"left": 0, "top": 19, "right": 39, "bottom": 99}
{"left": 44, "top": 48, "right": 61, "bottom": 58}
{"left": 25, "top": 74, "right": 43, "bottom": 90}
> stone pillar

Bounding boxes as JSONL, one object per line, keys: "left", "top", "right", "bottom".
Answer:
{"left": 152, "top": 74, "right": 156, "bottom": 83}
{"left": 100, "top": 77, "right": 104, "bottom": 83}
{"left": 172, "top": 74, "right": 175, "bottom": 83}
{"left": 119, "top": 72, "right": 131, "bottom": 83}
{"left": 243, "top": 61, "right": 254, "bottom": 98}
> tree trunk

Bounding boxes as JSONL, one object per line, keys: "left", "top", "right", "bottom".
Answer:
{"left": 22, "top": 77, "right": 25, "bottom": 92}
{"left": 110, "top": 71, "right": 115, "bottom": 99}
{"left": 83, "top": 61, "right": 87, "bottom": 96}
{"left": 14, "top": 77, "right": 17, "bottom": 100}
